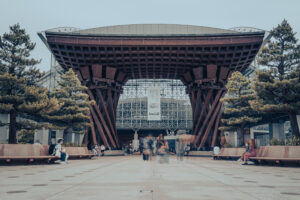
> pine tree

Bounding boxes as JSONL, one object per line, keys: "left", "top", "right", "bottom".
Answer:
{"left": 0, "top": 24, "right": 58, "bottom": 144}
{"left": 251, "top": 19, "right": 300, "bottom": 137}
{"left": 47, "top": 68, "right": 93, "bottom": 140}
{"left": 220, "top": 72, "right": 261, "bottom": 135}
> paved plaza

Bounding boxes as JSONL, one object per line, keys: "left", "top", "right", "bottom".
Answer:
{"left": 0, "top": 156, "right": 300, "bottom": 200}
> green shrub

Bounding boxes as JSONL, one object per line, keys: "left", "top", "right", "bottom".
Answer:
{"left": 223, "top": 143, "right": 232, "bottom": 148}
{"left": 18, "top": 130, "right": 34, "bottom": 144}
{"left": 286, "top": 136, "right": 300, "bottom": 146}
{"left": 270, "top": 138, "right": 285, "bottom": 146}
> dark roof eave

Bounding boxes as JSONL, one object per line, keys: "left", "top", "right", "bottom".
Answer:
{"left": 45, "top": 31, "right": 265, "bottom": 38}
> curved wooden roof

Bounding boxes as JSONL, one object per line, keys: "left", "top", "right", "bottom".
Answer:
{"left": 45, "top": 24, "right": 264, "bottom": 83}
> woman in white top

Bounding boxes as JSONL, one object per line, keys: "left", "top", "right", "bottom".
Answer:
{"left": 55, "top": 139, "right": 68, "bottom": 164}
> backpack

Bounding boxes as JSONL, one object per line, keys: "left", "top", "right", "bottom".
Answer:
{"left": 48, "top": 144, "right": 57, "bottom": 155}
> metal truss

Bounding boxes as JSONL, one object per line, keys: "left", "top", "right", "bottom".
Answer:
{"left": 116, "top": 79, "right": 192, "bottom": 131}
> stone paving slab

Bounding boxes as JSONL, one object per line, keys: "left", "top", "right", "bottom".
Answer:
{"left": 0, "top": 156, "right": 300, "bottom": 200}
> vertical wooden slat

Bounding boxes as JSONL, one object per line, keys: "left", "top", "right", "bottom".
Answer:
{"left": 193, "top": 89, "right": 202, "bottom": 121}
{"left": 199, "top": 100, "right": 223, "bottom": 148}
{"left": 90, "top": 105, "right": 109, "bottom": 147}
{"left": 88, "top": 115, "right": 97, "bottom": 146}
{"left": 193, "top": 89, "right": 213, "bottom": 137}
{"left": 211, "top": 104, "right": 223, "bottom": 147}
{"left": 194, "top": 90, "right": 223, "bottom": 146}
{"left": 96, "top": 89, "right": 119, "bottom": 147}
{"left": 88, "top": 90, "right": 117, "bottom": 148}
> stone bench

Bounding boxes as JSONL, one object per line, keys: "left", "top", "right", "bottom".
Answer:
{"left": 0, "top": 144, "right": 59, "bottom": 164}
{"left": 249, "top": 146, "right": 300, "bottom": 165}
{"left": 65, "top": 147, "right": 94, "bottom": 159}
{"left": 213, "top": 148, "right": 246, "bottom": 160}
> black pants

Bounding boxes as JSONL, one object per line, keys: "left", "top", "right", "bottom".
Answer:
{"left": 143, "top": 153, "right": 149, "bottom": 161}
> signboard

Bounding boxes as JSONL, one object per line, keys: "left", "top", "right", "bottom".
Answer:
{"left": 147, "top": 87, "right": 161, "bottom": 120}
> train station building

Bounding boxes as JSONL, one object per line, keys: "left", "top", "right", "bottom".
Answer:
{"left": 34, "top": 24, "right": 267, "bottom": 148}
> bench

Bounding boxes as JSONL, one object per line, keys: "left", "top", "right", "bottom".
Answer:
{"left": 250, "top": 146, "right": 300, "bottom": 165}
{"left": 0, "top": 144, "right": 59, "bottom": 164}
{"left": 213, "top": 148, "right": 245, "bottom": 160}
{"left": 103, "top": 150, "right": 125, "bottom": 156}
{"left": 65, "top": 147, "right": 94, "bottom": 159}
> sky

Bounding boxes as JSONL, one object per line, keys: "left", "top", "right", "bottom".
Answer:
{"left": 0, "top": 0, "right": 300, "bottom": 72}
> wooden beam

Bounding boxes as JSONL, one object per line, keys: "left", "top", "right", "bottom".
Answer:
{"left": 91, "top": 64, "right": 102, "bottom": 79}
{"left": 74, "top": 70, "right": 83, "bottom": 82}
{"left": 199, "top": 100, "right": 223, "bottom": 148}
{"left": 183, "top": 71, "right": 193, "bottom": 83}
{"left": 96, "top": 89, "right": 119, "bottom": 147}
{"left": 193, "top": 89, "right": 213, "bottom": 137}
{"left": 211, "top": 104, "right": 223, "bottom": 147}
{"left": 88, "top": 115, "right": 98, "bottom": 145}
{"left": 192, "top": 67, "right": 203, "bottom": 80}
{"left": 89, "top": 105, "right": 109, "bottom": 147}
{"left": 219, "top": 67, "right": 229, "bottom": 80}
{"left": 194, "top": 90, "right": 223, "bottom": 146}
{"left": 80, "top": 66, "right": 91, "bottom": 81}
{"left": 116, "top": 71, "right": 126, "bottom": 82}
{"left": 206, "top": 65, "right": 217, "bottom": 79}
{"left": 87, "top": 90, "right": 117, "bottom": 148}
{"left": 114, "top": 91, "right": 121, "bottom": 111}
{"left": 193, "top": 89, "right": 202, "bottom": 121}
{"left": 106, "top": 66, "right": 117, "bottom": 80}
{"left": 107, "top": 88, "right": 116, "bottom": 121}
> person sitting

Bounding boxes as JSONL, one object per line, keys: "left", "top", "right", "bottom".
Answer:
{"left": 237, "top": 141, "right": 249, "bottom": 162}
{"left": 242, "top": 139, "right": 256, "bottom": 165}
{"left": 100, "top": 144, "right": 106, "bottom": 156}
{"left": 92, "top": 145, "right": 100, "bottom": 156}
{"left": 54, "top": 139, "right": 69, "bottom": 164}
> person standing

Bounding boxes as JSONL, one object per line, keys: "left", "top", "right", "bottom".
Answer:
{"left": 156, "top": 134, "right": 165, "bottom": 151}
{"left": 139, "top": 137, "right": 144, "bottom": 155}
{"left": 177, "top": 137, "right": 185, "bottom": 161}
{"left": 147, "top": 135, "right": 154, "bottom": 160}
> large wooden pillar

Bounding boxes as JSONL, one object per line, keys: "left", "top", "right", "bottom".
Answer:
{"left": 184, "top": 65, "right": 230, "bottom": 148}
{"left": 74, "top": 65, "right": 127, "bottom": 148}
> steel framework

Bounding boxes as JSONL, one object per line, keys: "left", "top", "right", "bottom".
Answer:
{"left": 116, "top": 79, "right": 192, "bottom": 131}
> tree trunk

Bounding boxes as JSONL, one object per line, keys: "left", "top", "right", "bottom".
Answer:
{"left": 63, "top": 128, "right": 68, "bottom": 142}
{"left": 83, "top": 127, "right": 89, "bottom": 147}
{"left": 63, "top": 127, "right": 72, "bottom": 144}
{"left": 8, "top": 109, "right": 17, "bottom": 144}
{"left": 238, "top": 125, "right": 245, "bottom": 146}
{"left": 288, "top": 112, "right": 300, "bottom": 138}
